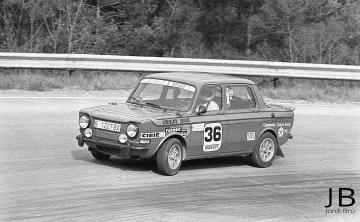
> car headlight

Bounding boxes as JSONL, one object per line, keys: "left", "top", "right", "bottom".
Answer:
{"left": 79, "top": 115, "right": 89, "bottom": 128}
{"left": 126, "top": 124, "right": 138, "bottom": 138}
{"left": 119, "top": 134, "right": 128, "bottom": 143}
{"left": 84, "top": 128, "right": 92, "bottom": 138}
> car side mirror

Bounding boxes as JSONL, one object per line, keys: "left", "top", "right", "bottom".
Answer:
{"left": 197, "top": 105, "right": 207, "bottom": 115}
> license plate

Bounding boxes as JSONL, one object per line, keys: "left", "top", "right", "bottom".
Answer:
{"left": 93, "top": 120, "right": 121, "bottom": 132}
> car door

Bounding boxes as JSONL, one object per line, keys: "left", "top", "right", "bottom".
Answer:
{"left": 224, "top": 84, "right": 263, "bottom": 153}
{"left": 188, "top": 84, "right": 230, "bottom": 157}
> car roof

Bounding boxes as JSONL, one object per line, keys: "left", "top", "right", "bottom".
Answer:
{"left": 145, "top": 72, "right": 255, "bottom": 86}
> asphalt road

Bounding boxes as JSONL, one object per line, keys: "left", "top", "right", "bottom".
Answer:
{"left": 0, "top": 91, "right": 359, "bottom": 221}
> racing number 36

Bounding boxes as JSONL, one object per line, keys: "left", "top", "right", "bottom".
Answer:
{"left": 203, "top": 123, "right": 222, "bottom": 152}
{"left": 204, "top": 126, "right": 221, "bottom": 142}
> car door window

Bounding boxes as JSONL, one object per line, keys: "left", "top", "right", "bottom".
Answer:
{"left": 226, "top": 85, "right": 256, "bottom": 110}
{"left": 196, "top": 85, "right": 222, "bottom": 112}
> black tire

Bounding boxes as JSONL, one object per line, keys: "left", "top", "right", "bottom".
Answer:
{"left": 156, "top": 138, "right": 183, "bottom": 176}
{"left": 91, "top": 149, "right": 111, "bottom": 161}
{"left": 250, "top": 132, "right": 278, "bottom": 168}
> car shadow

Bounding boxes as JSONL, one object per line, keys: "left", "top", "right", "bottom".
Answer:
{"left": 70, "top": 149, "right": 280, "bottom": 174}
{"left": 70, "top": 149, "right": 155, "bottom": 172}
{"left": 181, "top": 156, "right": 251, "bottom": 171}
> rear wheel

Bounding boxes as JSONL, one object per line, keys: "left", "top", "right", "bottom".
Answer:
{"left": 90, "top": 149, "right": 111, "bottom": 161}
{"left": 250, "top": 132, "right": 278, "bottom": 168}
{"left": 156, "top": 138, "right": 183, "bottom": 176}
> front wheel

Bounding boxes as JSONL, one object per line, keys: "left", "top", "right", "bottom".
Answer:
{"left": 90, "top": 149, "right": 111, "bottom": 161}
{"left": 156, "top": 138, "right": 183, "bottom": 176}
{"left": 250, "top": 132, "right": 278, "bottom": 168}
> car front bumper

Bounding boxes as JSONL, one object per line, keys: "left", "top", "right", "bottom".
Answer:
{"left": 76, "top": 135, "right": 152, "bottom": 159}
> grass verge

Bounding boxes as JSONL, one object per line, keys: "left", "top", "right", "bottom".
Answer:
{"left": 0, "top": 69, "right": 142, "bottom": 91}
{"left": 1, "top": 69, "right": 359, "bottom": 103}
{"left": 256, "top": 78, "right": 360, "bottom": 103}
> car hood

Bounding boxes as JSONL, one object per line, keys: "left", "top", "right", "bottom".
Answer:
{"left": 80, "top": 103, "right": 179, "bottom": 123}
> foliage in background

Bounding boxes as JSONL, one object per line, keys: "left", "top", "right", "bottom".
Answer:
{"left": 1, "top": 0, "right": 359, "bottom": 103}
{"left": 1, "top": 0, "right": 359, "bottom": 64}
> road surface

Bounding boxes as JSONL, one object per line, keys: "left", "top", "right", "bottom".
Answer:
{"left": 0, "top": 90, "right": 359, "bottom": 221}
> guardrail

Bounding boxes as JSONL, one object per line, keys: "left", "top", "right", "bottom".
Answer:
{"left": 0, "top": 52, "right": 359, "bottom": 81}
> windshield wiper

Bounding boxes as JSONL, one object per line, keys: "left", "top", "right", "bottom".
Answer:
{"left": 128, "top": 96, "right": 142, "bottom": 104}
{"left": 143, "top": 102, "right": 169, "bottom": 111}
{"left": 175, "top": 111, "right": 183, "bottom": 117}
{"left": 145, "top": 102, "right": 183, "bottom": 116}
{"left": 144, "top": 102, "right": 161, "bottom": 108}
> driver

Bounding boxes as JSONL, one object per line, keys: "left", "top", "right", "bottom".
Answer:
{"left": 198, "top": 86, "right": 219, "bottom": 111}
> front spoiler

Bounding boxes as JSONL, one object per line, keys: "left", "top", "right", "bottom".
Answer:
{"left": 76, "top": 135, "right": 149, "bottom": 158}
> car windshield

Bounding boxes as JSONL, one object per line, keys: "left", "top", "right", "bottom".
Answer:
{"left": 128, "top": 78, "right": 196, "bottom": 112}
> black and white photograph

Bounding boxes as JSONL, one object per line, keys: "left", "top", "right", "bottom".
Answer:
{"left": 0, "top": 0, "right": 359, "bottom": 221}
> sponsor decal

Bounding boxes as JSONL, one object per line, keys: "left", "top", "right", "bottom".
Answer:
{"left": 192, "top": 123, "right": 204, "bottom": 132}
{"left": 162, "top": 117, "right": 190, "bottom": 126}
{"left": 165, "top": 127, "right": 182, "bottom": 133}
{"left": 263, "top": 122, "right": 292, "bottom": 128}
{"left": 263, "top": 122, "right": 276, "bottom": 127}
{"left": 203, "top": 123, "right": 222, "bottom": 152}
{"left": 276, "top": 122, "right": 292, "bottom": 127}
{"left": 165, "top": 127, "right": 189, "bottom": 137}
{"left": 140, "top": 132, "right": 165, "bottom": 139}
{"left": 247, "top": 132, "right": 256, "bottom": 141}
{"left": 278, "top": 127, "right": 284, "bottom": 137}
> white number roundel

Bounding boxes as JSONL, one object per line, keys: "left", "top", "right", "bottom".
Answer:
{"left": 203, "top": 123, "right": 222, "bottom": 152}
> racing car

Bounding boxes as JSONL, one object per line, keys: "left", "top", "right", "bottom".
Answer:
{"left": 76, "top": 72, "right": 294, "bottom": 175}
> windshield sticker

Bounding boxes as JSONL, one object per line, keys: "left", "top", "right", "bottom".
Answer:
{"left": 162, "top": 118, "right": 190, "bottom": 126}
{"left": 247, "top": 132, "right": 256, "bottom": 141}
{"left": 278, "top": 127, "right": 284, "bottom": 137}
{"left": 141, "top": 79, "right": 195, "bottom": 92}
{"left": 203, "top": 123, "right": 222, "bottom": 152}
{"left": 192, "top": 123, "right": 204, "bottom": 132}
{"left": 140, "top": 132, "right": 165, "bottom": 139}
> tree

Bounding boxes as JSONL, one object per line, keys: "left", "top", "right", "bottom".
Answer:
{"left": 0, "top": 0, "right": 358, "bottom": 64}
{"left": 250, "top": 0, "right": 309, "bottom": 62}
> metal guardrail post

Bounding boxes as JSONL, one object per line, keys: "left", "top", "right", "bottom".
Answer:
{"left": 68, "top": 69, "right": 74, "bottom": 76}
{"left": 273, "top": 78, "right": 280, "bottom": 88}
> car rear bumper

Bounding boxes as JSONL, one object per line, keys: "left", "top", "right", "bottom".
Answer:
{"left": 76, "top": 135, "right": 151, "bottom": 159}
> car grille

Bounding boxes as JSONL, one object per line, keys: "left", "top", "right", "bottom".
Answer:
{"left": 94, "top": 129, "right": 120, "bottom": 141}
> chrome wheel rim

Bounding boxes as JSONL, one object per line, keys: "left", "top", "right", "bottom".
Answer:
{"left": 168, "top": 145, "right": 181, "bottom": 170}
{"left": 259, "top": 138, "right": 275, "bottom": 162}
